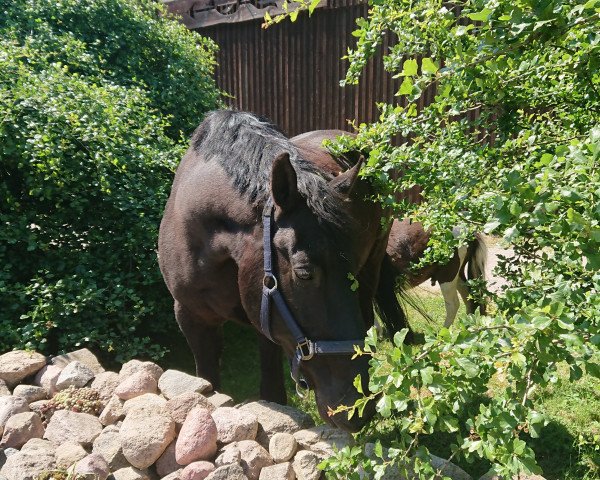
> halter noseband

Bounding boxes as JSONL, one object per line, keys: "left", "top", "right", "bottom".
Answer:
{"left": 259, "top": 198, "right": 363, "bottom": 391}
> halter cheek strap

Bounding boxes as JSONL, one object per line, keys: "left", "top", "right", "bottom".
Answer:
{"left": 259, "top": 198, "right": 363, "bottom": 390}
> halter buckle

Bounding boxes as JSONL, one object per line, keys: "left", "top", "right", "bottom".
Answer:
{"left": 263, "top": 273, "right": 278, "bottom": 291}
{"left": 296, "top": 339, "right": 314, "bottom": 361}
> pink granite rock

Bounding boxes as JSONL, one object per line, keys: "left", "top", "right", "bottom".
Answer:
{"left": 0, "top": 351, "right": 46, "bottom": 388}
{"left": 34, "top": 365, "right": 62, "bottom": 397}
{"left": 0, "top": 411, "right": 45, "bottom": 448}
{"left": 181, "top": 461, "right": 216, "bottom": 480}
{"left": 114, "top": 371, "right": 158, "bottom": 400}
{"left": 176, "top": 407, "right": 218, "bottom": 465}
{"left": 211, "top": 407, "right": 258, "bottom": 444}
{"left": 156, "top": 440, "right": 182, "bottom": 477}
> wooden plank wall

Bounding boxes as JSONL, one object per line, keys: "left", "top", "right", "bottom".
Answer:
{"left": 200, "top": 5, "right": 412, "bottom": 137}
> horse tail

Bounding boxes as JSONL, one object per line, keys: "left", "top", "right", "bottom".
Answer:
{"left": 374, "top": 256, "right": 414, "bottom": 344}
{"left": 466, "top": 233, "right": 488, "bottom": 315}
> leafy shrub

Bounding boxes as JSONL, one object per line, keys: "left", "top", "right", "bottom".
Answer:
{"left": 0, "top": 0, "right": 220, "bottom": 360}
{"left": 270, "top": 0, "right": 600, "bottom": 478}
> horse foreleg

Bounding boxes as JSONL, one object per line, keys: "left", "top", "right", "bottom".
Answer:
{"left": 439, "top": 280, "right": 461, "bottom": 327}
{"left": 457, "top": 275, "right": 476, "bottom": 314}
{"left": 174, "top": 301, "right": 224, "bottom": 389}
{"left": 257, "top": 334, "right": 287, "bottom": 405}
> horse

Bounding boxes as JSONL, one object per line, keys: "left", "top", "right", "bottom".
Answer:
{"left": 375, "top": 219, "right": 487, "bottom": 336}
{"left": 158, "top": 111, "right": 397, "bottom": 431}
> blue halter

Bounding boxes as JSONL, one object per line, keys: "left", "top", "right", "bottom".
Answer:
{"left": 259, "top": 198, "right": 363, "bottom": 391}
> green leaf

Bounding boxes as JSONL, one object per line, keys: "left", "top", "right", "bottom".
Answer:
{"left": 467, "top": 8, "right": 492, "bottom": 21}
{"left": 421, "top": 57, "right": 438, "bottom": 74}
{"left": 402, "top": 59, "right": 418, "bottom": 76}
{"left": 455, "top": 357, "right": 479, "bottom": 378}
{"left": 398, "top": 77, "right": 413, "bottom": 95}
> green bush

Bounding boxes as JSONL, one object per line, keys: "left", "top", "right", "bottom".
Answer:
{"left": 0, "top": 0, "right": 220, "bottom": 360}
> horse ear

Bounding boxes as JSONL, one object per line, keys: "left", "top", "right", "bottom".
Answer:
{"left": 271, "top": 152, "right": 299, "bottom": 211}
{"left": 330, "top": 155, "right": 365, "bottom": 195}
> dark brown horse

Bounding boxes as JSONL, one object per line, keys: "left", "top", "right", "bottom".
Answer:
{"left": 158, "top": 111, "right": 394, "bottom": 431}
{"left": 376, "top": 219, "right": 487, "bottom": 336}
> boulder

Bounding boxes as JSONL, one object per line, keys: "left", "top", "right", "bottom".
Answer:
{"left": 0, "top": 379, "right": 10, "bottom": 397}
{"left": 99, "top": 394, "right": 125, "bottom": 426}
{"left": 0, "top": 395, "right": 29, "bottom": 436}
{"left": 205, "top": 463, "right": 248, "bottom": 480}
{"left": 156, "top": 440, "right": 182, "bottom": 477}
{"left": 215, "top": 442, "right": 241, "bottom": 467}
{"left": 206, "top": 392, "right": 234, "bottom": 409}
{"left": 90, "top": 371, "right": 121, "bottom": 405}
{"left": 12, "top": 385, "right": 47, "bottom": 403}
{"left": 0, "top": 351, "right": 46, "bottom": 388}
{"left": 33, "top": 365, "right": 62, "bottom": 397}
{"left": 115, "top": 371, "right": 158, "bottom": 400}
{"left": 159, "top": 370, "right": 212, "bottom": 399}
{"left": 176, "top": 407, "right": 218, "bottom": 465}
{"left": 111, "top": 466, "right": 152, "bottom": 480}
{"left": 50, "top": 348, "right": 105, "bottom": 375}
{"left": 43, "top": 409, "right": 102, "bottom": 447}
{"left": 120, "top": 403, "right": 176, "bottom": 469}
{"left": 119, "top": 359, "right": 163, "bottom": 382}
{"left": 73, "top": 453, "right": 110, "bottom": 480}
{"left": 55, "top": 361, "right": 95, "bottom": 390}
{"left": 259, "top": 462, "right": 295, "bottom": 480}
{"left": 212, "top": 407, "right": 258, "bottom": 444}
{"left": 92, "top": 424, "right": 130, "bottom": 471}
{"left": 233, "top": 440, "right": 274, "bottom": 480}
{"left": 181, "top": 461, "right": 216, "bottom": 480}
{"left": 430, "top": 454, "right": 472, "bottom": 480}
{"left": 122, "top": 392, "right": 167, "bottom": 415}
{"left": 55, "top": 441, "right": 88, "bottom": 468}
{"left": 239, "top": 401, "right": 314, "bottom": 446}
{"left": 292, "top": 450, "right": 321, "bottom": 480}
{"left": 0, "top": 438, "right": 55, "bottom": 480}
{"left": 269, "top": 432, "right": 297, "bottom": 463}
{"left": 166, "top": 392, "right": 215, "bottom": 429}
{"left": 0, "top": 411, "right": 45, "bottom": 449}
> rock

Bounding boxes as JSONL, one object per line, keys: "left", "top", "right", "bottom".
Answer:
{"left": 91, "top": 371, "right": 121, "bottom": 405}
{"left": 55, "top": 361, "right": 95, "bottom": 390}
{"left": 269, "top": 432, "right": 297, "bottom": 463}
{"left": 92, "top": 425, "right": 130, "bottom": 471}
{"left": 166, "top": 392, "right": 215, "bottom": 429}
{"left": 50, "top": 348, "right": 105, "bottom": 375}
{"left": 293, "top": 425, "right": 353, "bottom": 451}
{"left": 215, "top": 443, "right": 241, "bottom": 467}
{"left": 206, "top": 392, "right": 234, "bottom": 409}
{"left": 292, "top": 450, "right": 321, "bottom": 480}
{"left": 176, "top": 407, "right": 218, "bottom": 465}
{"left": 239, "top": 401, "right": 314, "bottom": 446}
{"left": 33, "top": 365, "right": 62, "bottom": 397}
{"left": 120, "top": 403, "right": 176, "bottom": 469}
{"left": 0, "top": 396, "right": 29, "bottom": 436}
{"left": 233, "top": 440, "right": 274, "bottom": 480}
{"left": 99, "top": 394, "right": 125, "bottom": 426}
{"left": 122, "top": 392, "right": 167, "bottom": 415}
{"left": 12, "top": 385, "right": 47, "bottom": 403}
{"left": 0, "top": 411, "right": 45, "bottom": 448}
{"left": 119, "top": 359, "right": 163, "bottom": 382}
{"left": 259, "top": 462, "right": 295, "bottom": 480}
{"left": 163, "top": 470, "right": 183, "bottom": 480}
{"left": 430, "top": 454, "right": 472, "bottom": 480}
{"left": 55, "top": 441, "right": 88, "bottom": 468}
{"left": 111, "top": 466, "right": 151, "bottom": 480}
{"left": 156, "top": 440, "right": 181, "bottom": 477}
{"left": 44, "top": 409, "right": 102, "bottom": 447}
{"left": 21, "top": 437, "right": 55, "bottom": 453}
{"left": 159, "top": 370, "right": 212, "bottom": 399}
{"left": 212, "top": 407, "right": 258, "bottom": 444}
{"left": 0, "top": 439, "right": 55, "bottom": 480}
{"left": 479, "top": 474, "right": 546, "bottom": 480}
{"left": 115, "top": 371, "right": 158, "bottom": 400}
{"left": 181, "top": 461, "right": 216, "bottom": 480}
{"left": 205, "top": 463, "right": 248, "bottom": 480}
{"left": 74, "top": 453, "right": 110, "bottom": 480}
{"left": 0, "top": 350, "right": 47, "bottom": 388}
{"left": 0, "top": 379, "right": 11, "bottom": 397}
{"left": 28, "top": 399, "right": 50, "bottom": 416}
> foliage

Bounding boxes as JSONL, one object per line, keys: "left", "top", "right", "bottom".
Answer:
{"left": 270, "top": 0, "right": 600, "bottom": 478}
{"left": 0, "top": 0, "right": 220, "bottom": 360}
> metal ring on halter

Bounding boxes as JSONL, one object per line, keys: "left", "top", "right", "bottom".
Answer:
{"left": 262, "top": 273, "right": 278, "bottom": 291}
{"left": 295, "top": 377, "right": 310, "bottom": 397}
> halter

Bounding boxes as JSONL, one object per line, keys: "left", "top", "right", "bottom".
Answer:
{"left": 260, "top": 198, "right": 363, "bottom": 392}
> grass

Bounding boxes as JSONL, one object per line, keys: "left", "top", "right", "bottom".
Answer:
{"left": 160, "top": 291, "right": 599, "bottom": 480}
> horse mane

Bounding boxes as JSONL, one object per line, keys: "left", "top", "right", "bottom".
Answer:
{"left": 191, "top": 110, "right": 351, "bottom": 230}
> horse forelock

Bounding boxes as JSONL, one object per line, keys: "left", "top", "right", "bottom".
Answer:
{"left": 191, "top": 110, "right": 356, "bottom": 234}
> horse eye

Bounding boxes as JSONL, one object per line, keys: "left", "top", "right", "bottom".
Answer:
{"left": 294, "top": 267, "right": 313, "bottom": 280}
